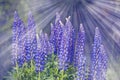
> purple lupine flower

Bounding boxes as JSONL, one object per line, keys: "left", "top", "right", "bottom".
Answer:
{"left": 58, "top": 20, "right": 71, "bottom": 70}
{"left": 74, "top": 24, "right": 86, "bottom": 80}
{"left": 34, "top": 31, "right": 48, "bottom": 72}
{"left": 12, "top": 11, "right": 19, "bottom": 64}
{"left": 17, "top": 23, "right": 26, "bottom": 67}
{"left": 65, "top": 16, "right": 75, "bottom": 63}
{"left": 91, "top": 27, "right": 102, "bottom": 80}
{"left": 34, "top": 34, "right": 42, "bottom": 72}
{"left": 100, "top": 45, "right": 108, "bottom": 80}
{"left": 12, "top": 11, "right": 26, "bottom": 67}
{"left": 50, "top": 13, "right": 63, "bottom": 54}
{"left": 49, "top": 23, "right": 56, "bottom": 53}
{"left": 25, "top": 12, "right": 37, "bottom": 62}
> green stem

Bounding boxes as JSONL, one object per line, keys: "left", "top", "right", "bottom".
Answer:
{"left": 15, "top": 61, "right": 20, "bottom": 80}
{"left": 30, "top": 60, "right": 33, "bottom": 72}
{"left": 30, "top": 60, "right": 33, "bottom": 80}
{"left": 60, "top": 70, "right": 64, "bottom": 80}
{"left": 38, "top": 72, "right": 40, "bottom": 80}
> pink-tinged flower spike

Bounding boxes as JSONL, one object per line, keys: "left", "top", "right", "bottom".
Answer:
{"left": 74, "top": 24, "right": 86, "bottom": 80}
{"left": 58, "top": 20, "right": 70, "bottom": 70}
{"left": 12, "top": 11, "right": 26, "bottom": 67}
{"left": 65, "top": 16, "right": 75, "bottom": 63}
{"left": 90, "top": 27, "right": 102, "bottom": 80}
{"left": 25, "top": 12, "right": 37, "bottom": 62}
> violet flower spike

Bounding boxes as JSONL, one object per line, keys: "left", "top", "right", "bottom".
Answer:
{"left": 91, "top": 27, "right": 103, "bottom": 80}
{"left": 74, "top": 24, "right": 86, "bottom": 80}
{"left": 12, "top": 11, "right": 19, "bottom": 64}
{"left": 34, "top": 34, "right": 42, "bottom": 72}
{"left": 53, "top": 13, "right": 63, "bottom": 54}
{"left": 65, "top": 16, "right": 75, "bottom": 63}
{"left": 49, "top": 23, "right": 56, "bottom": 54}
{"left": 25, "top": 12, "right": 37, "bottom": 62}
{"left": 58, "top": 20, "right": 70, "bottom": 70}
{"left": 12, "top": 11, "right": 26, "bottom": 67}
{"left": 34, "top": 31, "right": 48, "bottom": 72}
{"left": 100, "top": 45, "right": 108, "bottom": 80}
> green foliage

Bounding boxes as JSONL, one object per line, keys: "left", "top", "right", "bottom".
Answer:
{"left": 5, "top": 53, "right": 76, "bottom": 80}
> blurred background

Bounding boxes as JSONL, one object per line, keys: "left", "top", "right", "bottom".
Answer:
{"left": 0, "top": 0, "right": 120, "bottom": 80}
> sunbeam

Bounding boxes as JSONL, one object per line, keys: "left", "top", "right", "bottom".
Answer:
{"left": 0, "top": 0, "right": 120, "bottom": 80}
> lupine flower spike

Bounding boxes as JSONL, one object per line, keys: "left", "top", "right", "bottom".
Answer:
{"left": 65, "top": 16, "right": 75, "bottom": 63}
{"left": 34, "top": 31, "right": 48, "bottom": 72}
{"left": 58, "top": 20, "right": 70, "bottom": 70}
{"left": 53, "top": 13, "right": 63, "bottom": 54}
{"left": 12, "top": 11, "right": 26, "bottom": 67}
{"left": 74, "top": 24, "right": 86, "bottom": 80}
{"left": 91, "top": 27, "right": 103, "bottom": 80}
{"left": 34, "top": 34, "right": 42, "bottom": 72}
{"left": 100, "top": 45, "right": 108, "bottom": 80}
{"left": 25, "top": 12, "right": 37, "bottom": 62}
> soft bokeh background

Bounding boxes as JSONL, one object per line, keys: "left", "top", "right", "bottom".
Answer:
{"left": 0, "top": 0, "right": 120, "bottom": 80}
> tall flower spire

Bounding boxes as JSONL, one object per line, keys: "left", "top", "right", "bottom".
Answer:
{"left": 50, "top": 12, "right": 63, "bottom": 54}
{"left": 25, "top": 12, "right": 37, "bottom": 62}
{"left": 12, "top": 11, "right": 26, "bottom": 67}
{"left": 49, "top": 23, "right": 56, "bottom": 53}
{"left": 34, "top": 31, "right": 48, "bottom": 72}
{"left": 91, "top": 27, "right": 103, "bottom": 80}
{"left": 65, "top": 16, "right": 75, "bottom": 63}
{"left": 12, "top": 11, "right": 19, "bottom": 64}
{"left": 74, "top": 24, "right": 86, "bottom": 80}
{"left": 34, "top": 33, "right": 42, "bottom": 72}
{"left": 58, "top": 19, "right": 71, "bottom": 70}
{"left": 100, "top": 45, "right": 108, "bottom": 80}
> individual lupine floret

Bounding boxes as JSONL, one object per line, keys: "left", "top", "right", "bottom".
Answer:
{"left": 50, "top": 13, "right": 63, "bottom": 54}
{"left": 65, "top": 16, "right": 75, "bottom": 63}
{"left": 12, "top": 11, "right": 26, "bottom": 67}
{"left": 90, "top": 27, "right": 102, "bottom": 80}
{"left": 58, "top": 20, "right": 70, "bottom": 70}
{"left": 25, "top": 12, "right": 37, "bottom": 62}
{"left": 74, "top": 24, "right": 86, "bottom": 80}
